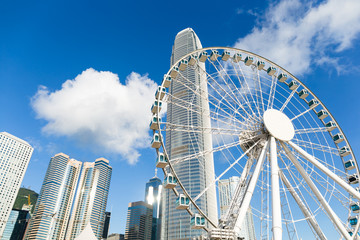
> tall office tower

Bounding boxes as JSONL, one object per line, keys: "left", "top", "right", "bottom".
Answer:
{"left": 125, "top": 201, "right": 153, "bottom": 240}
{"left": 2, "top": 208, "right": 30, "bottom": 240}
{"left": 145, "top": 171, "right": 162, "bottom": 240}
{"left": 24, "top": 153, "right": 82, "bottom": 240}
{"left": 102, "top": 212, "right": 111, "bottom": 239}
{"left": 218, "top": 177, "right": 256, "bottom": 240}
{"left": 0, "top": 132, "right": 33, "bottom": 238}
{"left": 66, "top": 158, "right": 112, "bottom": 240}
{"left": 162, "top": 28, "right": 218, "bottom": 239}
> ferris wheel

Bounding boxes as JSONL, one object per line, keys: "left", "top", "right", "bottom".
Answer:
{"left": 150, "top": 47, "right": 360, "bottom": 240}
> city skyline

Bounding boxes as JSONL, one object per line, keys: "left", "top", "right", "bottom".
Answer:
{"left": 1, "top": 0, "right": 360, "bottom": 235}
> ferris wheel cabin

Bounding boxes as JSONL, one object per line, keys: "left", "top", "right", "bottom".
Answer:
{"left": 191, "top": 214, "right": 206, "bottom": 229}
{"left": 221, "top": 51, "right": 230, "bottom": 61}
{"left": 156, "top": 153, "right": 168, "bottom": 168}
{"left": 176, "top": 194, "right": 190, "bottom": 210}
{"left": 164, "top": 173, "right": 177, "bottom": 189}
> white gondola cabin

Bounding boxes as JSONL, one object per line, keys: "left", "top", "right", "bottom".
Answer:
{"left": 244, "top": 56, "right": 253, "bottom": 66}
{"left": 317, "top": 110, "right": 328, "bottom": 120}
{"left": 348, "top": 173, "right": 359, "bottom": 184}
{"left": 221, "top": 51, "right": 231, "bottom": 61}
{"left": 170, "top": 66, "right": 179, "bottom": 78}
{"left": 164, "top": 174, "right": 177, "bottom": 189}
{"left": 350, "top": 202, "right": 360, "bottom": 213}
{"left": 333, "top": 133, "right": 344, "bottom": 144}
{"left": 289, "top": 81, "right": 299, "bottom": 90}
{"left": 345, "top": 160, "right": 356, "bottom": 170}
{"left": 188, "top": 55, "right": 197, "bottom": 66}
{"left": 340, "top": 146, "right": 351, "bottom": 157}
{"left": 349, "top": 216, "right": 358, "bottom": 226}
{"left": 267, "top": 66, "right": 276, "bottom": 76}
{"left": 178, "top": 59, "right": 188, "bottom": 71}
{"left": 233, "top": 53, "right": 242, "bottom": 63}
{"left": 163, "top": 75, "right": 172, "bottom": 88}
{"left": 156, "top": 153, "right": 168, "bottom": 168}
{"left": 199, "top": 51, "right": 208, "bottom": 62}
{"left": 257, "top": 61, "right": 265, "bottom": 70}
{"left": 325, "top": 121, "right": 337, "bottom": 131}
{"left": 151, "top": 100, "right": 162, "bottom": 114}
{"left": 155, "top": 86, "right": 166, "bottom": 100}
{"left": 176, "top": 194, "right": 190, "bottom": 209}
{"left": 151, "top": 133, "right": 161, "bottom": 149}
{"left": 308, "top": 99, "right": 319, "bottom": 108}
{"left": 277, "top": 73, "right": 287, "bottom": 82}
{"left": 210, "top": 50, "right": 220, "bottom": 61}
{"left": 149, "top": 115, "right": 161, "bottom": 130}
{"left": 191, "top": 214, "right": 205, "bottom": 229}
{"left": 298, "top": 89, "right": 309, "bottom": 99}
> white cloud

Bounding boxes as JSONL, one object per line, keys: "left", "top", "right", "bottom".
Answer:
{"left": 31, "top": 68, "right": 158, "bottom": 164}
{"left": 234, "top": 0, "right": 360, "bottom": 75}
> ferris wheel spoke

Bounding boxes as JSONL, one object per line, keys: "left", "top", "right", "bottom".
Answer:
{"left": 280, "top": 142, "right": 351, "bottom": 240}
{"left": 280, "top": 89, "right": 297, "bottom": 112}
{"left": 267, "top": 75, "right": 278, "bottom": 110}
{"left": 163, "top": 123, "right": 253, "bottom": 136}
{"left": 291, "top": 138, "right": 340, "bottom": 156}
{"left": 193, "top": 140, "right": 260, "bottom": 203}
{"left": 294, "top": 127, "right": 329, "bottom": 135}
{"left": 255, "top": 69, "right": 266, "bottom": 113}
{"left": 233, "top": 140, "right": 269, "bottom": 234}
{"left": 287, "top": 141, "right": 360, "bottom": 201}
{"left": 279, "top": 170, "right": 327, "bottom": 240}
{"left": 291, "top": 107, "right": 316, "bottom": 121}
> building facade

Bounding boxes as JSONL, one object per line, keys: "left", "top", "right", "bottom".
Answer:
{"left": 66, "top": 158, "right": 112, "bottom": 240}
{"left": 2, "top": 209, "right": 30, "bottom": 240}
{"left": 102, "top": 211, "right": 111, "bottom": 239}
{"left": 145, "top": 173, "right": 162, "bottom": 240}
{"left": 24, "top": 153, "right": 82, "bottom": 239}
{"left": 0, "top": 132, "right": 33, "bottom": 238}
{"left": 218, "top": 177, "right": 256, "bottom": 240}
{"left": 125, "top": 201, "right": 153, "bottom": 240}
{"left": 162, "top": 28, "right": 218, "bottom": 239}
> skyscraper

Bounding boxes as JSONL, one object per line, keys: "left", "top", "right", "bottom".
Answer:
{"left": 162, "top": 28, "right": 218, "bottom": 239}
{"left": 24, "top": 153, "right": 82, "bottom": 240}
{"left": 2, "top": 208, "right": 30, "bottom": 240}
{"left": 145, "top": 171, "right": 162, "bottom": 240}
{"left": 125, "top": 201, "right": 153, "bottom": 240}
{"left": 0, "top": 132, "right": 33, "bottom": 238}
{"left": 218, "top": 177, "right": 256, "bottom": 240}
{"left": 102, "top": 211, "right": 111, "bottom": 239}
{"left": 66, "top": 158, "right": 112, "bottom": 240}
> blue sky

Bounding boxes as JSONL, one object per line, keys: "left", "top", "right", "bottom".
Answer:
{"left": 1, "top": 0, "right": 360, "bottom": 236}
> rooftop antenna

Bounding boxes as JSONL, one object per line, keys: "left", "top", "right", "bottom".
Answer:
{"left": 154, "top": 168, "right": 158, "bottom": 178}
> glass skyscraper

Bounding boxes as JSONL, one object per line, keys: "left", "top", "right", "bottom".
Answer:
{"left": 145, "top": 172, "right": 162, "bottom": 240}
{"left": 66, "top": 158, "right": 112, "bottom": 240}
{"left": 2, "top": 209, "right": 30, "bottom": 240}
{"left": 24, "top": 153, "right": 82, "bottom": 240}
{"left": 0, "top": 132, "right": 33, "bottom": 238}
{"left": 218, "top": 177, "right": 256, "bottom": 240}
{"left": 162, "top": 28, "right": 218, "bottom": 239}
{"left": 125, "top": 201, "right": 153, "bottom": 240}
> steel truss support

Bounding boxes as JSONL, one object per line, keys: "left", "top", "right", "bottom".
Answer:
{"left": 281, "top": 142, "right": 351, "bottom": 240}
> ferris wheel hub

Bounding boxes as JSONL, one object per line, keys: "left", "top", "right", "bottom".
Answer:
{"left": 263, "top": 109, "right": 295, "bottom": 141}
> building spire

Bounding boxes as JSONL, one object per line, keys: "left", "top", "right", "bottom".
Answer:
{"left": 154, "top": 168, "right": 158, "bottom": 178}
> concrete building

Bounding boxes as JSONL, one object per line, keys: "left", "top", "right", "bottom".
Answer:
{"left": 145, "top": 171, "right": 162, "bottom": 240}
{"left": 162, "top": 28, "right": 218, "bottom": 239}
{"left": 218, "top": 177, "right": 256, "bottom": 239}
{"left": 66, "top": 158, "right": 112, "bottom": 240}
{"left": 24, "top": 153, "right": 82, "bottom": 239}
{"left": 125, "top": 201, "right": 152, "bottom": 240}
{"left": 0, "top": 132, "right": 33, "bottom": 238}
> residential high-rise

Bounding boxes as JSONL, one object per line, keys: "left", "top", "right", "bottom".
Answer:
{"left": 24, "top": 153, "right": 82, "bottom": 240}
{"left": 145, "top": 171, "right": 162, "bottom": 240}
{"left": 0, "top": 132, "right": 33, "bottom": 238}
{"left": 162, "top": 28, "right": 218, "bottom": 239}
{"left": 66, "top": 158, "right": 112, "bottom": 240}
{"left": 125, "top": 201, "right": 153, "bottom": 240}
{"left": 2, "top": 208, "right": 30, "bottom": 240}
{"left": 218, "top": 177, "right": 256, "bottom": 240}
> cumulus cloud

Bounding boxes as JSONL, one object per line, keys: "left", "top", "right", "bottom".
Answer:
{"left": 234, "top": 0, "right": 360, "bottom": 75}
{"left": 31, "top": 68, "right": 158, "bottom": 164}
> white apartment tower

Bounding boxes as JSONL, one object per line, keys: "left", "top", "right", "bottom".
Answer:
{"left": 162, "top": 28, "right": 218, "bottom": 239}
{"left": 0, "top": 132, "right": 33, "bottom": 238}
{"left": 218, "top": 177, "right": 256, "bottom": 240}
{"left": 66, "top": 158, "right": 112, "bottom": 240}
{"left": 24, "top": 153, "right": 82, "bottom": 239}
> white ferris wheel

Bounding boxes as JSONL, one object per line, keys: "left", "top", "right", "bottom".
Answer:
{"left": 150, "top": 47, "right": 360, "bottom": 240}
